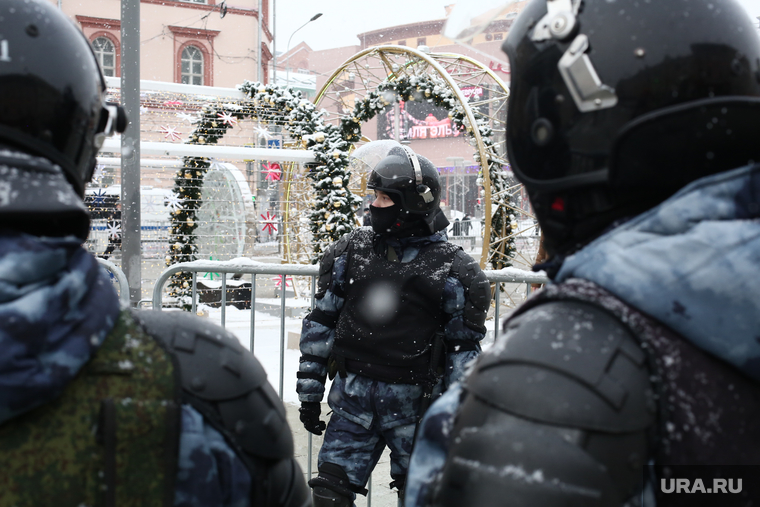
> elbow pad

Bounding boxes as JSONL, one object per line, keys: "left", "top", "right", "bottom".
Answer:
{"left": 450, "top": 250, "right": 491, "bottom": 333}
{"left": 134, "top": 309, "right": 309, "bottom": 507}
{"left": 317, "top": 232, "right": 351, "bottom": 299}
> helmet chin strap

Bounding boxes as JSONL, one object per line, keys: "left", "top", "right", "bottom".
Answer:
{"left": 401, "top": 145, "right": 434, "bottom": 204}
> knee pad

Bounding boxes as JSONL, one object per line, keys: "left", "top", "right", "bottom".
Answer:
{"left": 308, "top": 462, "right": 367, "bottom": 499}
{"left": 312, "top": 486, "right": 351, "bottom": 507}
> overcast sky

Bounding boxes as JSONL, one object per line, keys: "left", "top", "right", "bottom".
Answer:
{"left": 273, "top": 0, "right": 460, "bottom": 53}
{"left": 274, "top": 0, "right": 760, "bottom": 53}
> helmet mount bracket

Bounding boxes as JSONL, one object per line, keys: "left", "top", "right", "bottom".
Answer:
{"left": 532, "top": 0, "right": 618, "bottom": 113}
{"left": 558, "top": 35, "right": 618, "bottom": 112}
{"left": 401, "top": 145, "right": 434, "bottom": 204}
{"left": 94, "top": 103, "right": 127, "bottom": 150}
{"left": 531, "top": 0, "right": 580, "bottom": 42}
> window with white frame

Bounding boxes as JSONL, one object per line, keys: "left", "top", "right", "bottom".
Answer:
{"left": 181, "top": 46, "right": 204, "bottom": 85}
{"left": 92, "top": 37, "right": 116, "bottom": 77}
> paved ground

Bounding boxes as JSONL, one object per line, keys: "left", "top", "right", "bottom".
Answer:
{"left": 285, "top": 402, "right": 400, "bottom": 507}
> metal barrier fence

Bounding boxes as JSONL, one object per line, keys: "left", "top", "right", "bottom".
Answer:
{"left": 152, "top": 260, "right": 549, "bottom": 506}
{"left": 96, "top": 257, "right": 130, "bottom": 306}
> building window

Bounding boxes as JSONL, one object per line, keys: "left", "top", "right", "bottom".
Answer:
{"left": 92, "top": 37, "right": 116, "bottom": 77}
{"left": 398, "top": 40, "right": 407, "bottom": 46}
{"left": 181, "top": 45, "right": 204, "bottom": 85}
{"left": 417, "top": 37, "right": 427, "bottom": 46}
{"left": 494, "top": 33, "right": 504, "bottom": 40}
{"left": 170, "top": 27, "right": 218, "bottom": 86}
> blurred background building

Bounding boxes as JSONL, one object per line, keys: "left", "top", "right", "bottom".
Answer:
{"left": 50, "top": 0, "right": 271, "bottom": 86}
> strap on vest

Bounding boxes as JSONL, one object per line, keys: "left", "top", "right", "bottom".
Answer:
{"left": 300, "top": 353, "right": 328, "bottom": 366}
{"left": 162, "top": 401, "right": 180, "bottom": 507}
{"left": 308, "top": 307, "right": 339, "bottom": 329}
{"left": 297, "top": 371, "right": 327, "bottom": 383}
{"left": 99, "top": 397, "right": 180, "bottom": 507}
{"left": 100, "top": 399, "right": 117, "bottom": 507}
{"left": 416, "top": 332, "right": 445, "bottom": 422}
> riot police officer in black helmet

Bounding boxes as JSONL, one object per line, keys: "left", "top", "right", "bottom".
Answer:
{"left": 0, "top": 2, "right": 309, "bottom": 506}
{"left": 406, "top": 0, "right": 760, "bottom": 506}
{"left": 297, "top": 141, "right": 489, "bottom": 507}
{"left": 365, "top": 143, "right": 452, "bottom": 236}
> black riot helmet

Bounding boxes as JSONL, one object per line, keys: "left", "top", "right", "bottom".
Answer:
{"left": 367, "top": 145, "right": 449, "bottom": 235}
{"left": 0, "top": 0, "right": 126, "bottom": 198}
{"left": 503, "top": 0, "right": 760, "bottom": 255}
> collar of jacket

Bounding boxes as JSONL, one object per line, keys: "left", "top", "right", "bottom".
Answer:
{"left": 0, "top": 231, "right": 120, "bottom": 423}
{"left": 555, "top": 163, "right": 760, "bottom": 382}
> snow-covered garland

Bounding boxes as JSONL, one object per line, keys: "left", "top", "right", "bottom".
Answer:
{"left": 338, "top": 74, "right": 517, "bottom": 269}
{"left": 166, "top": 76, "right": 515, "bottom": 304}
{"left": 165, "top": 82, "right": 360, "bottom": 306}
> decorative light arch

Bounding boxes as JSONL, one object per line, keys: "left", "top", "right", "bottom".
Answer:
{"left": 164, "top": 83, "right": 360, "bottom": 305}
{"left": 312, "top": 45, "right": 520, "bottom": 270}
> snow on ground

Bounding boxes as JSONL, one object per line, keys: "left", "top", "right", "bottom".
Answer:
{"left": 204, "top": 303, "right": 333, "bottom": 404}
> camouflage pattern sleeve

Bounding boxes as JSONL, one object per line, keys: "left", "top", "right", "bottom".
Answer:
{"left": 175, "top": 404, "right": 251, "bottom": 507}
{"left": 297, "top": 254, "right": 347, "bottom": 403}
{"left": 441, "top": 276, "right": 484, "bottom": 388}
{"left": 404, "top": 383, "right": 465, "bottom": 507}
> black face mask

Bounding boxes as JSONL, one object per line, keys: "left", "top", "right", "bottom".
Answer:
{"left": 370, "top": 204, "right": 400, "bottom": 234}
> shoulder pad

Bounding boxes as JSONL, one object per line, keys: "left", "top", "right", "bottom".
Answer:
{"left": 468, "top": 300, "right": 655, "bottom": 433}
{"left": 317, "top": 231, "right": 353, "bottom": 298}
{"left": 450, "top": 250, "right": 491, "bottom": 332}
{"left": 435, "top": 402, "right": 628, "bottom": 507}
{"left": 133, "top": 309, "right": 293, "bottom": 461}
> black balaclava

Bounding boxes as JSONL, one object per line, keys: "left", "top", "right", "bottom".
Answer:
{"left": 370, "top": 204, "right": 437, "bottom": 238}
{"left": 369, "top": 204, "right": 400, "bottom": 234}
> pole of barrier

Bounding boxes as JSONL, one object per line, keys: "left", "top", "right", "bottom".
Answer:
{"left": 279, "top": 274, "right": 287, "bottom": 400}
{"left": 96, "top": 257, "right": 130, "bottom": 306}
{"left": 250, "top": 274, "right": 257, "bottom": 351}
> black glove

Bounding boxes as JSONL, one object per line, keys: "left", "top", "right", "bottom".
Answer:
{"left": 299, "top": 401, "right": 327, "bottom": 436}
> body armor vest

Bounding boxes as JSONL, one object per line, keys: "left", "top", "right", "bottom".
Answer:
{"left": 516, "top": 279, "right": 760, "bottom": 505}
{"left": 0, "top": 310, "right": 180, "bottom": 507}
{"left": 333, "top": 229, "right": 459, "bottom": 384}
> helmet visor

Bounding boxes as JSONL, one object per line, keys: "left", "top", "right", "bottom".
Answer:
{"left": 348, "top": 140, "right": 403, "bottom": 175}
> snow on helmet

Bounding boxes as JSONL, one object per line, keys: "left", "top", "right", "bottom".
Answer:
{"left": 503, "top": 0, "right": 760, "bottom": 254}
